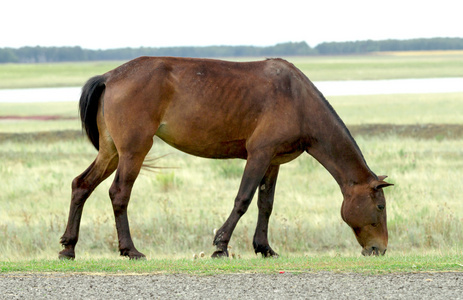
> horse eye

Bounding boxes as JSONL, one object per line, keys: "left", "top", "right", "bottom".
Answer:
{"left": 377, "top": 204, "right": 385, "bottom": 211}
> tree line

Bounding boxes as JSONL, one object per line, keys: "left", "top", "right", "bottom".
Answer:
{"left": 1, "top": 38, "right": 462, "bottom": 63}
{"left": 315, "top": 37, "right": 463, "bottom": 55}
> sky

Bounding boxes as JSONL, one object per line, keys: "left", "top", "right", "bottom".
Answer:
{"left": 1, "top": 0, "right": 461, "bottom": 50}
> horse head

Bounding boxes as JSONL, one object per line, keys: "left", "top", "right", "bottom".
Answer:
{"left": 341, "top": 175, "right": 393, "bottom": 256}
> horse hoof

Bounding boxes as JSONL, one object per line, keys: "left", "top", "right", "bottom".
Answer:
{"left": 58, "top": 251, "right": 75, "bottom": 260}
{"left": 254, "top": 245, "right": 279, "bottom": 258}
{"left": 263, "top": 250, "right": 279, "bottom": 258}
{"left": 267, "top": 252, "right": 279, "bottom": 258}
{"left": 129, "top": 254, "right": 147, "bottom": 260}
{"left": 120, "top": 248, "right": 146, "bottom": 260}
{"left": 211, "top": 250, "right": 229, "bottom": 258}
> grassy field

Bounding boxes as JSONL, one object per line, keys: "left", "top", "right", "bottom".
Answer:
{"left": 1, "top": 94, "right": 462, "bottom": 265}
{"left": 1, "top": 53, "right": 462, "bottom": 273}
{"left": 0, "top": 61, "right": 122, "bottom": 89}
{"left": 1, "top": 51, "right": 463, "bottom": 89}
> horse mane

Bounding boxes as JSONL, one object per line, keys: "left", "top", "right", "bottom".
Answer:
{"left": 308, "top": 76, "right": 369, "bottom": 167}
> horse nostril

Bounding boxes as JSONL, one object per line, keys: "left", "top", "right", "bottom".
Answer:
{"left": 377, "top": 204, "right": 385, "bottom": 211}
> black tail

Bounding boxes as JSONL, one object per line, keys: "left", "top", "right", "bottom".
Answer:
{"left": 79, "top": 75, "right": 106, "bottom": 150}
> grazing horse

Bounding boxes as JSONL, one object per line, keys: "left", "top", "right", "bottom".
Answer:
{"left": 59, "top": 57, "right": 393, "bottom": 260}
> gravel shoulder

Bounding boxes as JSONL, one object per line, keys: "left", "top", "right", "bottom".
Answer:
{"left": 1, "top": 272, "right": 462, "bottom": 299}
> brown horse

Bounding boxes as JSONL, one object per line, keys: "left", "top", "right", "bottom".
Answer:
{"left": 59, "top": 57, "right": 393, "bottom": 260}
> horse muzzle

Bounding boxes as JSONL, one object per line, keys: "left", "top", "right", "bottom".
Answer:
{"left": 361, "top": 246, "right": 387, "bottom": 256}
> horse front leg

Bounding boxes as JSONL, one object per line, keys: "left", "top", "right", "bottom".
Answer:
{"left": 253, "top": 164, "right": 280, "bottom": 258}
{"left": 212, "top": 151, "right": 272, "bottom": 258}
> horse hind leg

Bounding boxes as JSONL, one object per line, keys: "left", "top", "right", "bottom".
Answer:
{"left": 253, "top": 164, "right": 280, "bottom": 258}
{"left": 108, "top": 136, "right": 154, "bottom": 259}
{"left": 59, "top": 144, "right": 119, "bottom": 260}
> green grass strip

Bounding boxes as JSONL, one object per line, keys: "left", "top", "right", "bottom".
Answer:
{"left": 2, "top": 255, "right": 462, "bottom": 275}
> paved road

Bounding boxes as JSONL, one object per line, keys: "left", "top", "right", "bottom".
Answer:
{"left": 1, "top": 272, "right": 462, "bottom": 299}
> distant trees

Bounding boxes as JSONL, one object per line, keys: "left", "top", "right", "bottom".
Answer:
{"left": 0, "top": 46, "right": 88, "bottom": 63}
{"left": 1, "top": 38, "right": 462, "bottom": 63}
{"left": 315, "top": 37, "right": 463, "bottom": 55}
{"left": 0, "top": 48, "right": 18, "bottom": 63}
{"left": 0, "top": 42, "right": 316, "bottom": 63}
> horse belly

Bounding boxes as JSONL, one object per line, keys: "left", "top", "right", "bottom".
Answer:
{"left": 155, "top": 123, "right": 248, "bottom": 159}
{"left": 272, "top": 150, "right": 304, "bottom": 164}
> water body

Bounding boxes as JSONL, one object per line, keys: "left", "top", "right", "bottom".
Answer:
{"left": 315, "top": 77, "right": 463, "bottom": 96}
{"left": 0, "top": 78, "right": 462, "bottom": 103}
{"left": 0, "top": 87, "right": 81, "bottom": 103}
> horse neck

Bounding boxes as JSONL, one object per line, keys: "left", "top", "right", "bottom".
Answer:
{"left": 304, "top": 96, "right": 375, "bottom": 190}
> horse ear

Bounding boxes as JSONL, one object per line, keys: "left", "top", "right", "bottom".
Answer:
{"left": 377, "top": 175, "right": 388, "bottom": 181}
{"left": 371, "top": 177, "right": 394, "bottom": 190}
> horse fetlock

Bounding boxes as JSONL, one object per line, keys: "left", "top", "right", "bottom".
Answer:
{"left": 213, "top": 230, "right": 227, "bottom": 245}
{"left": 59, "top": 236, "right": 77, "bottom": 259}
{"left": 59, "top": 235, "right": 77, "bottom": 246}
{"left": 212, "top": 236, "right": 230, "bottom": 258}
